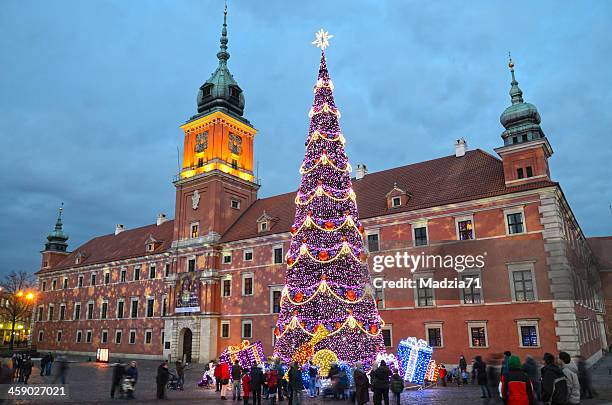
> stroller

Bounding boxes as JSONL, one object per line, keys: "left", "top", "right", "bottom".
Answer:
{"left": 122, "top": 376, "right": 136, "bottom": 399}
{"left": 167, "top": 372, "right": 180, "bottom": 391}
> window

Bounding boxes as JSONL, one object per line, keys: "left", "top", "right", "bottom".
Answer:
{"left": 38, "top": 331, "right": 44, "bottom": 342}
{"left": 131, "top": 299, "right": 139, "bottom": 318}
{"left": 188, "top": 259, "right": 196, "bottom": 272}
{"left": 91, "top": 274, "right": 97, "bottom": 286}
{"left": 162, "top": 331, "right": 165, "bottom": 347}
{"left": 37, "top": 306, "right": 43, "bottom": 321}
{"left": 413, "top": 222, "right": 428, "bottom": 246}
{"left": 231, "top": 159, "right": 238, "bottom": 170}
{"left": 522, "top": 134, "right": 528, "bottom": 142}
{"left": 52, "top": 279, "right": 57, "bottom": 290}
{"left": 197, "top": 158, "right": 204, "bottom": 167}
{"left": 48, "top": 305, "right": 54, "bottom": 321}
{"left": 101, "top": 330, "right": 108, "bottom": 344}
{"left": 164, "top": 264, "right": 170, "bottom": 277}
{"left": 104, "top": 272, "right": 110, "bottom": 284}
{"left": 231, "top": 199, "right": 240, "bottom": 209}
{"left": 101, "top": 301, "right": 108, "bottom": 319}
{"left": 74, "top": 303, "right": 81, "bottom": 320}
{"left": 191, "top": 223, "right": 199, "bottom": 239}
{"left": 392, "top": 196, "right": 401, "bottom": 207}
{"left": 244, "top": 249, "right": 253, "bottom": 261}
{"left": 78, "top": 275, "right": 83, "bottom": 287}
{"left": 145, "top": 330, "right": 152, "bottom": 344}
{"left": 86, "top": 330, "right": 92, "bottom": 343}
{"left": 120, "top": 269, "right": 126, "bottom": 282}
{"left": 468, "top": 322, "right": 488, "bottom": 347}
{"left": 42, "top": 281, "right": 47, "bottom": 291}
{"left": 367, "top": 233, "right": 380, "bottom": 252}
{"left": 162, "top": 296, "right": 168, "bottom": 317}
{"left": 243, "top": 274, "right": 253, "bottom": 296}
{"left": 129, "top": 330, "right": 136, "bottom": 344}
{"left": 273, "top": 247, "right": 283, "bottom": 264}
{"left": 149, "top": 265, "right": 156, "bottom": 279}
{"left": 56, "top": 330, "right": 62, "bottom": 342}
{"left": 59, "top": 304, "right": 66, "bottom": 320}
{"left": 230, "top": 87, "right": 240, "bottom": 98}
{"left": 518, "top": 321, "right": 539, "bottom": 347}
{"left": 242, "top": 320, "right": 253, "bottom": 339}
{"left": 461, "top": 274, "right": 482, "bottom": 304}
{"left": 374, "top": 285, "right": 384, "bottom": 309}
{"left": 426, "top": 325, "right": 443, "bottom": 348}
{"left": 222, "top": 278, "right": 231, "bottom": 297}
{"left": 62, "top": 278, "right": 68, "bottom": 289}
{"left": 259, "top": 221, "right": 268, "bottom": 232}
{"left": 416, "top": 282, "right": 434, "bottom": 307}
{"left": 76, "top": 330, "right": 82, "bottom": 343}
{"left": 203, "top": 85, "right": 212, "bottom": 97}
{"left": 507, "top": 212, "right": 525, "bottom": 234}
{"left": 221, "top": 320, "right": 230, "bottom": 338}
{"left": 271, "top": 288, "right": 282, "bottom": 314}
{"left": 517, "top": 167, "right": 524, "bottom": 179}
{"left": 134, "top": 267, "right": 140, "bottom": 281}
{"left": 526, "top": 166, "right": 533, "bottom": 177}
{"left": 382, "top": 328, "right": 392, "bottom": 347}
{"left": 146, "top": 298, "right": 154, "bottom": 317}
{"left": 223, "top": 253, "right": 232, "bottom": 264}
{"left": 147, "top": 243, "right": 155, "bottom": 252}
{"left": 117, "top": 299, "right": 125, "bottom": 319}
{"left": 457, "top": 218, "right": 474, "bottom": 240}
{"left": 511, "top": 269, "right": 535, "bottom": 302}
{"left": 87, "top": 302, "right": 94, "bottom": 319}
{"left": 115, "top": 330, "right": 123, "bottom": 344}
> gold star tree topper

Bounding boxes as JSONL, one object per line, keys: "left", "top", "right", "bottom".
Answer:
{"left": 312, "top": 29, "right": 333, "bottom": 50}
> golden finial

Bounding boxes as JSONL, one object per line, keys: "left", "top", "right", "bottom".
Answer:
{"left": 508, "top": 51, "right": 514, "bottom": 70}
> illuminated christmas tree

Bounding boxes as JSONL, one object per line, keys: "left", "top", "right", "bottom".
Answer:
{"left": 273, "top": 30, "right": 385, "bottom": 368}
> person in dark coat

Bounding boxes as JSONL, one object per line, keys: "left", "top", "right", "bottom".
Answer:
{"left": 0, "top": 361, "right": 12, "bottom": 384}
{"left": 353, "top": 362, "right": 369, "bottom": 405}
{"left": 459, "top": 355, "right": 467, "bottom": 373}
{"left": 249, "top": 365, "right": 265, "bottom": 405}
{"left": 40, "top": 354, "right": 47, "bottom": 376}
{"left": 541, "top": 353, "right": 567, "bottom": 405}
{"left": 175, "top": 360, "right": 185, "bottom": 391}
{"left": 156, "top": 361, "right": 170, "bottom": 400}
{"left": 232, "top": 360, "right": 243, "bottom": 400}
{"left": 577, "top": 355, "right": 597, "bottom": 399}
{"left": 473, "top": 356, "right": 490, "bottom": 398}
{"left": 21, "top": 356, "right": 33, "bottom": 384}
{"left": 126, "top": 361, "right": 139, "bottom": 399}
{"left": 371, "top": 360, "right": 391, "bottom": 405}
{"left": 288, "top": 362, "right": 303, "bottom": 405}
{"left": 521, "top": 356, "right": 540, "bottom": 400}
{"left": 111, "top": 361, "right": 126, "bottom": 399}
{"left": 389, "top": 370, "right": 404, "bottom": 405}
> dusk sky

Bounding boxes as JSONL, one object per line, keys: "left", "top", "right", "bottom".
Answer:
{"left": 1, "top": 0, "right": 611, "bottom": 275}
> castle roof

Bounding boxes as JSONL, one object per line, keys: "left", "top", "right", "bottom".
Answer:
{"left": 39, "top": 149, "right": 557, "bottom": 273}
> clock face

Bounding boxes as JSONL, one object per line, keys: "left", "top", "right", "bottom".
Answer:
{"left": 195, "top": 132, "right": 208, "bottom": 153}
{"left": 228, "top": 133, "right": 242, "bottom": 155}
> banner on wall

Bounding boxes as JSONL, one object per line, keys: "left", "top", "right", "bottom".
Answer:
{"left": 175, "top": 272, "right": 200, "bottom": 313}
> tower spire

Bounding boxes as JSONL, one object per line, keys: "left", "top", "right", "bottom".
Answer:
{"left": 44, "top": 202, "right": 69, "bottom": 252}
{"left": 508, "top": 52, "right": 524, "bottom": 104}
{"left": 217, "top": 1, "right": 230, "bottom": 65}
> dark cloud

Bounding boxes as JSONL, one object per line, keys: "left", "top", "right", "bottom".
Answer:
{"left": 1, "top": 0, "right": 611, "bottom": 274}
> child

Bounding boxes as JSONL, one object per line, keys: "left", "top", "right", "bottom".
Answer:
{"left": 390, "top": 370, "right": 404, "bottom": 405}
{"left": 266, "top": 366, "right": 279, "bottom": 405}
{"left": 242, "top": 368, "right": 251, "bottom": 405}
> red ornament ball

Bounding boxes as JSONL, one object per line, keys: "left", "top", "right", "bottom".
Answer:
{"left": 370, "top": 325, "right": 378, "bottom": 334}
{"left": 318, "top": 251, "right": 329, "bottom": 261}
{"left": 294, "top": 292, "right": 304, "bottom": 303}
{"left": 287, "top": 257, "right": 294, "bottom": 266}
{"left": 324, "top": 221, "right": 334, "bottom": 230}
{"left": 335, "top": 322, "right": 341, "bottom": 330}
{"left": 346, "top": 290, "right": 356, "bottom": 301}
{"left": 358, "top": 225, "right": 365, "bottom": 234}
{"left": 290, "top": 226, "right": 297, "bottom": 234}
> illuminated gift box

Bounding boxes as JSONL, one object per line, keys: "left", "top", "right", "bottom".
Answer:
{"left": 424, "top": 359, "right": 440, "bottom": 382}
{"left": 219, "top": 340, "right": 265, "bottom": 371}
{"left": 96, "top": 348, "right": 109, "bottom": 363}
{"left": 396, "top": 337, "right": 433, "bottom": 385}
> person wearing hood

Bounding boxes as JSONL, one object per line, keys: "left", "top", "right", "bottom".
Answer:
{"left": 389, "top": 370, "right": 404, "bottom": 405}
{"left": 541, "top": 353, "right": 568, "bottom": 405}
{"left": 499, "top": 355, "right": 535, "bottom": 405}
{"left": 371, "top": 360, "right": 391, "bottom": 405}
{"left": 521, "top": 356, "right": 540, "bottom": 400}
{"left": 559, "top": 352, "right": 580, "bottom": 404}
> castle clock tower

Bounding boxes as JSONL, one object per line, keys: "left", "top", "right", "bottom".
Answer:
{"left": 173, "top": 6, "right": 259, "bottom": 245}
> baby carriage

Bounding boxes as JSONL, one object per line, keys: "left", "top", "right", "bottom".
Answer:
{"left": 167, "top": 372, "right": 180, "bottom": 391}
{"left": 122, "top": 376, "right": 136, "bottom": 399}
{"left": 198, "top": 373, "right": 214, "bottom": 388}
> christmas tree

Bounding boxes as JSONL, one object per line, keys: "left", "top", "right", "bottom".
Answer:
{"left": 273, "top": 30, "right": 385, "bottom": 369}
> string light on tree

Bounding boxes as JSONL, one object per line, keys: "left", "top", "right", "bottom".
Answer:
{"left": 273, "top": 29, "right": 386, "bottom": 368}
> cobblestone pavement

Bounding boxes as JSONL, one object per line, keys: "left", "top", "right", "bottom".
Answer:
{"left": 5, "top": 356, "right": 612, "bottom": 404}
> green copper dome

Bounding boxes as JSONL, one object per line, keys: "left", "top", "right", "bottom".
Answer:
{"left": 499, "top": 58, "right": 545, "bottom": 146}
{"left": 45, "top": 204, "right": 69, "bottom": 252}
{"left": 195, "top": 6, "right": 246, "bottom": 121}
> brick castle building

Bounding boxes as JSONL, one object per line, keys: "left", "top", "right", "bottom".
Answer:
{"left": 32, "top": 10, "right": 610, "bottom": 366}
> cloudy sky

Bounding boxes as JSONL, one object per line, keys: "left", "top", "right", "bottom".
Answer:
{"left": 1, "top": 0, "right": 611, "bottom": 275}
